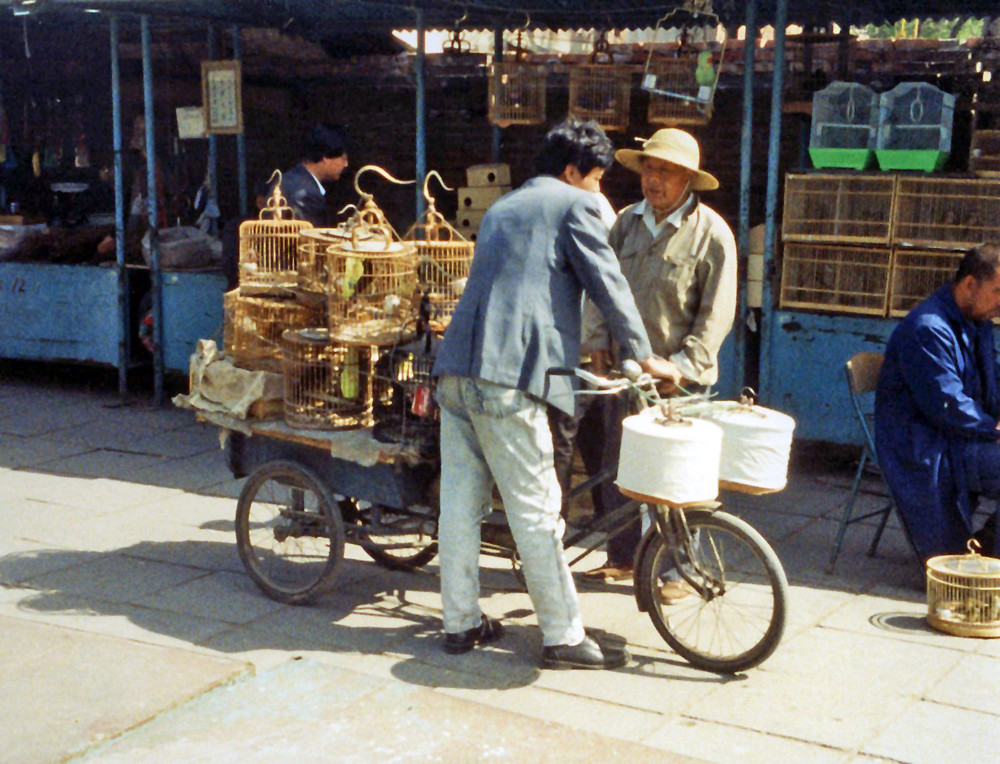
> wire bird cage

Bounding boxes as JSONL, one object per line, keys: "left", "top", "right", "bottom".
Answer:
{"left": 404, "top": 172, "right": 474, "bottom": 331}
{"left": 888, "top": 248, "right": 963, "bottom": 317}
{"left": 809, "top": 82, "right": 879, "bottom": 170}
{"left": 238, "top": 176, "right": 313, "bottom": 292}
{"left": 372, "top": 331, "right": 439, "bottom": 451}
{"left": 280, "top": 328, "right": 373, "bottom": 430}
{"left": 893, "top": 177, "right": 1000, "bottom": 250}
{"left": 782, "top": 173, "right": 897, "bottom": 245}
{"left": 568, "top": 31, "right": 632, "bottom": 131}
{"left": 876, "top": 82, "right": 956, "bottom": 172}
{"left": 297, "top": 226, "right": 354, "bottom": 295}
{"left": 223, "top": 290, "right": 324, "bottom": 370}
{"left": 779, "top": 242, "right": 891, "bottom": 316}
{"left": 642, "top": 3, "right": 725, "bottom": 126}
{"left": 488, "top": 28, "right": 546, "bottom": 127}
{"left": 926, "top": 540, "right": 1000, "bottom": 638}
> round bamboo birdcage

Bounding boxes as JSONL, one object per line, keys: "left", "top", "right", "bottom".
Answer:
{"left": 239, "top": 179, "right": 313, "bottom": 292}
{"left": 926, "top": 540, "right": 1000, "bottom": 638}
{"left": 223, "top": 290, "right": 324, "bottom": 370}
{"left": 372, "top": 332, "right": 439, "bottom": 451}
{"left": 297, "top": 227, "right": 353, "bottom": 294}
{"left": 280, "top": 328, "right": 373, "bottom": 430}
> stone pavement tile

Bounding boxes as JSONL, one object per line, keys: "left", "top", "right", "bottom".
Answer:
{"left": 923, "top": 653, "right": 1000, "bottom": 713}
{"left": 0, "top": 435, "right": 94, "bottom": 470}
{"left": 977, "top": 635, "right": 1000, "bottom": 657}
{"left": 0, "top": 469, "right": 113, "bottom": 510}
{"left": 0, "top": 614, "right": 249, "bottom": 764}
{"left": 861, "top": 699, "right": 1000, "bottom": 764}
{"left": 127, "top": 452, "right": 237, "bottom": 493}
{"left": 0, "top": 400, "right": 103, "bottom": 437}
{"left": 135, "top": 491, "right": 241, "bottom": 530}
{"left": 33, "top": 448, "right": 170, "bottom": 481}
{"left": 723, "top": 482, "right": 842, "bottom": 523}
{"left": 683, "top": 626, "right": 964, "bottom": 750}
{"left": 782, "top": 584, "right": 856, "bottom": 639}
{"left": 728, "top": 507, "right": 815, "bottom": 547}
{"left": 44, "top": 418, "right": 217, "bottom": 458}
{"left": 78, "top": 659, "right": 690, "bottom": 763}
{"left": 0, "top": 539, "right": 97, "bottom": 584}
{"left": 0, "top": 587, "right": 236, "bottom": 651}
{"left": 3, "top": 494, "right": 97, "bottom": 538}
{"left": 127, "top": 570, "right": 289, "bottom": 625}
{"left": 641, "top": 715, "right": 852, "bottom": 764}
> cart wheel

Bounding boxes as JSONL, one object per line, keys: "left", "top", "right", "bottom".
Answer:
{"left": 635, "top": 509, "right": 788, "bottom": 673}
{"left": 235, "top": 461, "right": 345, "bottom": 604}
{"left": 359, "top": 502, "right": 439, "bottom": 571}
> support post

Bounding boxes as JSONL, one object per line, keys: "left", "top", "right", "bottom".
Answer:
{"left": 141, "top": 15, "right": 164, "bottom": 405}
{"left": 414, "top": 9, "right": 426, "bottom": 221}
{"left": 736, "top": 0, "right": 757, "bottom": 391}
{"left": 110, "top": 15, "right": 129, "bottom": 397}
{"left": 233, "top": 24, "right": 248, "bottom": 218}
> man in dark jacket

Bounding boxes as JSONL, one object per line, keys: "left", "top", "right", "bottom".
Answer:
{"left": 270, "top": 123, "right": 349, "bottom": 226}
{"left": 433, "top": 117, "right": 676, "bottom": 670}
{"left": 875, "top": 243, "right": 1000, "bottom": 560}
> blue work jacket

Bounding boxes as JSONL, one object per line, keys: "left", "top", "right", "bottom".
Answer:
{"left": 875, "top": 285, "right": 1000, "bottom": 559}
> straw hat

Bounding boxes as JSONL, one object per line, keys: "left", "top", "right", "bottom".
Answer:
{"left": 615, "top": 128, "right": 719, "bottom": 191}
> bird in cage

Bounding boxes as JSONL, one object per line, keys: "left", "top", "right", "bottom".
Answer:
{"left": 341, "top": 255, "right": 364, "bottom": 297}
{"left": 695, "top": 51, "right": 716, "bottom": 89}
{"left": 341, "top": 347, "right": 360, "bottom": 399}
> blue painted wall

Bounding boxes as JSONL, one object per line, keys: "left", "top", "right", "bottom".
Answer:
{"left": 162, "top": 271, "right": 227, "bottom": 372}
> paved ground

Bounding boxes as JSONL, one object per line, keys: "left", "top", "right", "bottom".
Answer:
{"left": 1, "top": 361, "right": 998, "bottom": 763}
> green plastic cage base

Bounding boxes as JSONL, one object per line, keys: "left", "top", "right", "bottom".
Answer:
{"left": 875, "top": 149, "right": 949, "bottom": 172}
{"left": 809, "top": 147, "right": 875, "bottom": 170}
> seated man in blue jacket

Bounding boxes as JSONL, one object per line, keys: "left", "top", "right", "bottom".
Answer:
{"left": 433, "top": 117, "right": 677, "bottom": 670}
{"left": 875, "top": 243, "right": 1000, "bottom": 560}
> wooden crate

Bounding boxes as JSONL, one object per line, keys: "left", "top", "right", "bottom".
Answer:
{"left": 893, "top": 176, "right": 1000, "bottom": 249}
{"left": 782, "top": 173, "right": 896, "bottom": 245}
{"left": 779, "top": 242, "right": 891, "bottom": 315}
{"left": 888, "top": 248, "right": 962, "bottom": 317}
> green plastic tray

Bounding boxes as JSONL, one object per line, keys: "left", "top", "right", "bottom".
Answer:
{"left": 809, "top": 148, "right": 875, "bottom": 170}
{"left": 875, "top": 149, "right": 949, "bottom": 172}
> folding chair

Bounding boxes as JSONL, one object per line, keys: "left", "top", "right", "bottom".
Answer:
{"left": 827, "top": 352, "right": 897, "bottom": 572}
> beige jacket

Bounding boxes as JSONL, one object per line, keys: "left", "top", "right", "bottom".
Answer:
{"left": 582, "top": 196, "right": 737, "bottom": 385}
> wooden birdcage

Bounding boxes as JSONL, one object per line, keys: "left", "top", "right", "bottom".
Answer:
{"left": 372, "top": 333, "right": 439, "bottom": 451}
{"left": 297, "top": 227, "right": 353, "bottom": 294}
{"left": 281, "top": 328, "right": 373, "bottom": 430}
{"left": 568, "top": 31, "right": 632, "bottom": 132}
{"left": 223, "top": 290, "right": 323, "bottom": 370}
{"left": 888, "top": 248, "right": 963, "bottom": 317}
{"left": 488, "top": 27, "right": 546, "bottom": 128}
{"left": 926, "top": 540, "right": 1000, "bottom": 638}
{"left": 782, "top": 173, "right": 897, "bottom": 245}
{"left": 893, "top": 177, "right": 1000, "bottom": 250}
{"left": 642, "top": 3, "right": 724, "bottom": 126}
{"left": 404, "top": 172, "right": 475, "bottom": 330}
{"left": 238, "top": 177, "right": 313, "bottom": 292}
{"left": 779, "top": 242, "right": 891, "bottom": 316}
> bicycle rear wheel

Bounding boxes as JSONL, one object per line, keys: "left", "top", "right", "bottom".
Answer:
{"left": 636, "top": 509, "right": 787, "bottom": 673}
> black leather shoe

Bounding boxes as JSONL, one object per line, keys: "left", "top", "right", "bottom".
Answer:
{"left": 443, "top": 615, "right": 504, "bottom": 655}
{"left": 540, "top": 635, "right": 628, "bottom": 670}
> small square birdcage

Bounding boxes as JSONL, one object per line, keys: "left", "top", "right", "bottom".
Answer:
{"left": 779, "top": 242, "right": 891, "bottom": 315}
{"left": 888, "top": 248, "right": 963, "bottom": 317}
{"left": 372, "top": 333, "right": 439, "bottom": 451}
{"left": 782, "top": 173, "right": 897, "bottom": 245}
{"left": 223, "top": 290, "right": 324, "bottom": 370}
{"left": 488, "top": 60, "right": 546, "bottom": 127}
{"left": 239, "top": 180, "right": 313, "bottom": 292}
{"left": 893, "top": 177, "right": 1000, "bottom": 250}
{"left": 926, "top": 540, "right": 1000, "bottom": 638}
{"left": 645, "top": 55, "right": 716, "bottom": 125}
{"left": 876, "top": 82, "right": 955, "bottom": 172}
{"left": 568, "top": 63, "right": 633, "bottom": 132}
{"left": 281, "top": 328, "right": 373, "bottom": 430}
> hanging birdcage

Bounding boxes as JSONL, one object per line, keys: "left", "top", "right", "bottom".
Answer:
{"left": 281, "top": 328, "right": 373, "bottom": 430}
{"left": 488, "top": 27, "right": 547, "bottom": 127}
{"left": 372, "top": 331, "right": 440, "bottom": 451}
{"left": 404, "top": 171, "right": 474, "bottom": 331}
{"left": 326, "top": 166, "right": 419, "bottom": 346}
{"left": 568, "top": 30, "right": 633, "bottom": 132}
{"left": 238, "top": 175, "right": 313, "bottom": 292}
{"left": 642, "top": 2, "right": 725, "bottom": 126}
{"left": 223, "top": 290, "right": 324, "bottom": 371}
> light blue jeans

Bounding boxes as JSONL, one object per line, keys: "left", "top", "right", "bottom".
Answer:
{"left": 436, "top": 376, "right": 585, "bottom": 648}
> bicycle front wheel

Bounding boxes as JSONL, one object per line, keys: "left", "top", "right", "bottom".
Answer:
{"left": 636, "top": 509, "right": 788, "bottom": 673}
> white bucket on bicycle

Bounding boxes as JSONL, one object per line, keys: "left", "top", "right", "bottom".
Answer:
{"left": 678, "top": 400, "right": 795, "bottom": 492}
{"left": 616, "top": 406, "right": 722, "bottom": 505}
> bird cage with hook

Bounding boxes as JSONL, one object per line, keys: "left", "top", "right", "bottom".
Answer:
{"left": 297, "top": 223, "right": 363, "bottom": 295}
{"left": 404, "top": 171, "right": 474, "bottom": 331}
{"left": 238, "top": 174, "right": 313, "bottom": 292}
{"left": 568, "top": 30, "right": 633, "bottom": 132}
{"left": 642, "top": 2, "right": 725, "bottom": 126}
{"left": 488, "top": 27, "right": 547, "bottom": 127}
{"left": 223, "top": 290, "right": 324, "bottom": 371}
{"left": 372, "top": 327, "right": 440, "bottom": 452}
{"left": 326, "top": 166, "right": 419, "bottom": 346}
{"left": 281, "top": 327, "right": 373, "bottom": 431}
{"left": 926, "top": 539, "right": 1000, "bottom": 638}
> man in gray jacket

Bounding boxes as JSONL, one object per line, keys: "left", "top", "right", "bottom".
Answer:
{"left": 433, "top": 117, "right": 675, "bottom": 670}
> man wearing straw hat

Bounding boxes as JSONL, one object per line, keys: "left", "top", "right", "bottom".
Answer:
{"left": 580, "top": 127, "right": 737, "bottom": 589}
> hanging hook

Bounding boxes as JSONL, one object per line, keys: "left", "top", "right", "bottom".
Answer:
{"left": 422, "top": 170, "right": 453, "bottom": 206}
{"left": 353, "top": 164, "right": 415, "bottom": 203}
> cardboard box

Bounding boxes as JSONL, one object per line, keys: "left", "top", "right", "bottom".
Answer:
{"left": 466, "top": 163, "right": 511, "bottom": 187}
{"left": 459, "top": 185, "right": 509, "bottom": 210}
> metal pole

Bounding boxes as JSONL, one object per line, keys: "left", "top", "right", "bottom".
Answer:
{"left": 736, "top": 0, "right": 757, "bottom": 390}
{"left": 207, "top": 24, "right": 219, "bottom": 235}
{"left": 141, "top": 15, "right": 163, "bottom": 405}
{"left": 759, "top": 0, "right": 787, "bottom": 402}
{"left": 233, "top": 24, "right": 248, "bottom": 218}
{"left": 110, "top": 15, "right": 128, "bottom": 397}
{"left": 492, "top": 28, "right": 503, "bottom": 162}
{"left": 415, "top": 9, "right": 426, "bottom": 221}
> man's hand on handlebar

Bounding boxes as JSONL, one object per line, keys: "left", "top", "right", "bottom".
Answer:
{"left": 639, "top": 356, "right": 683, "bottom": 395}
